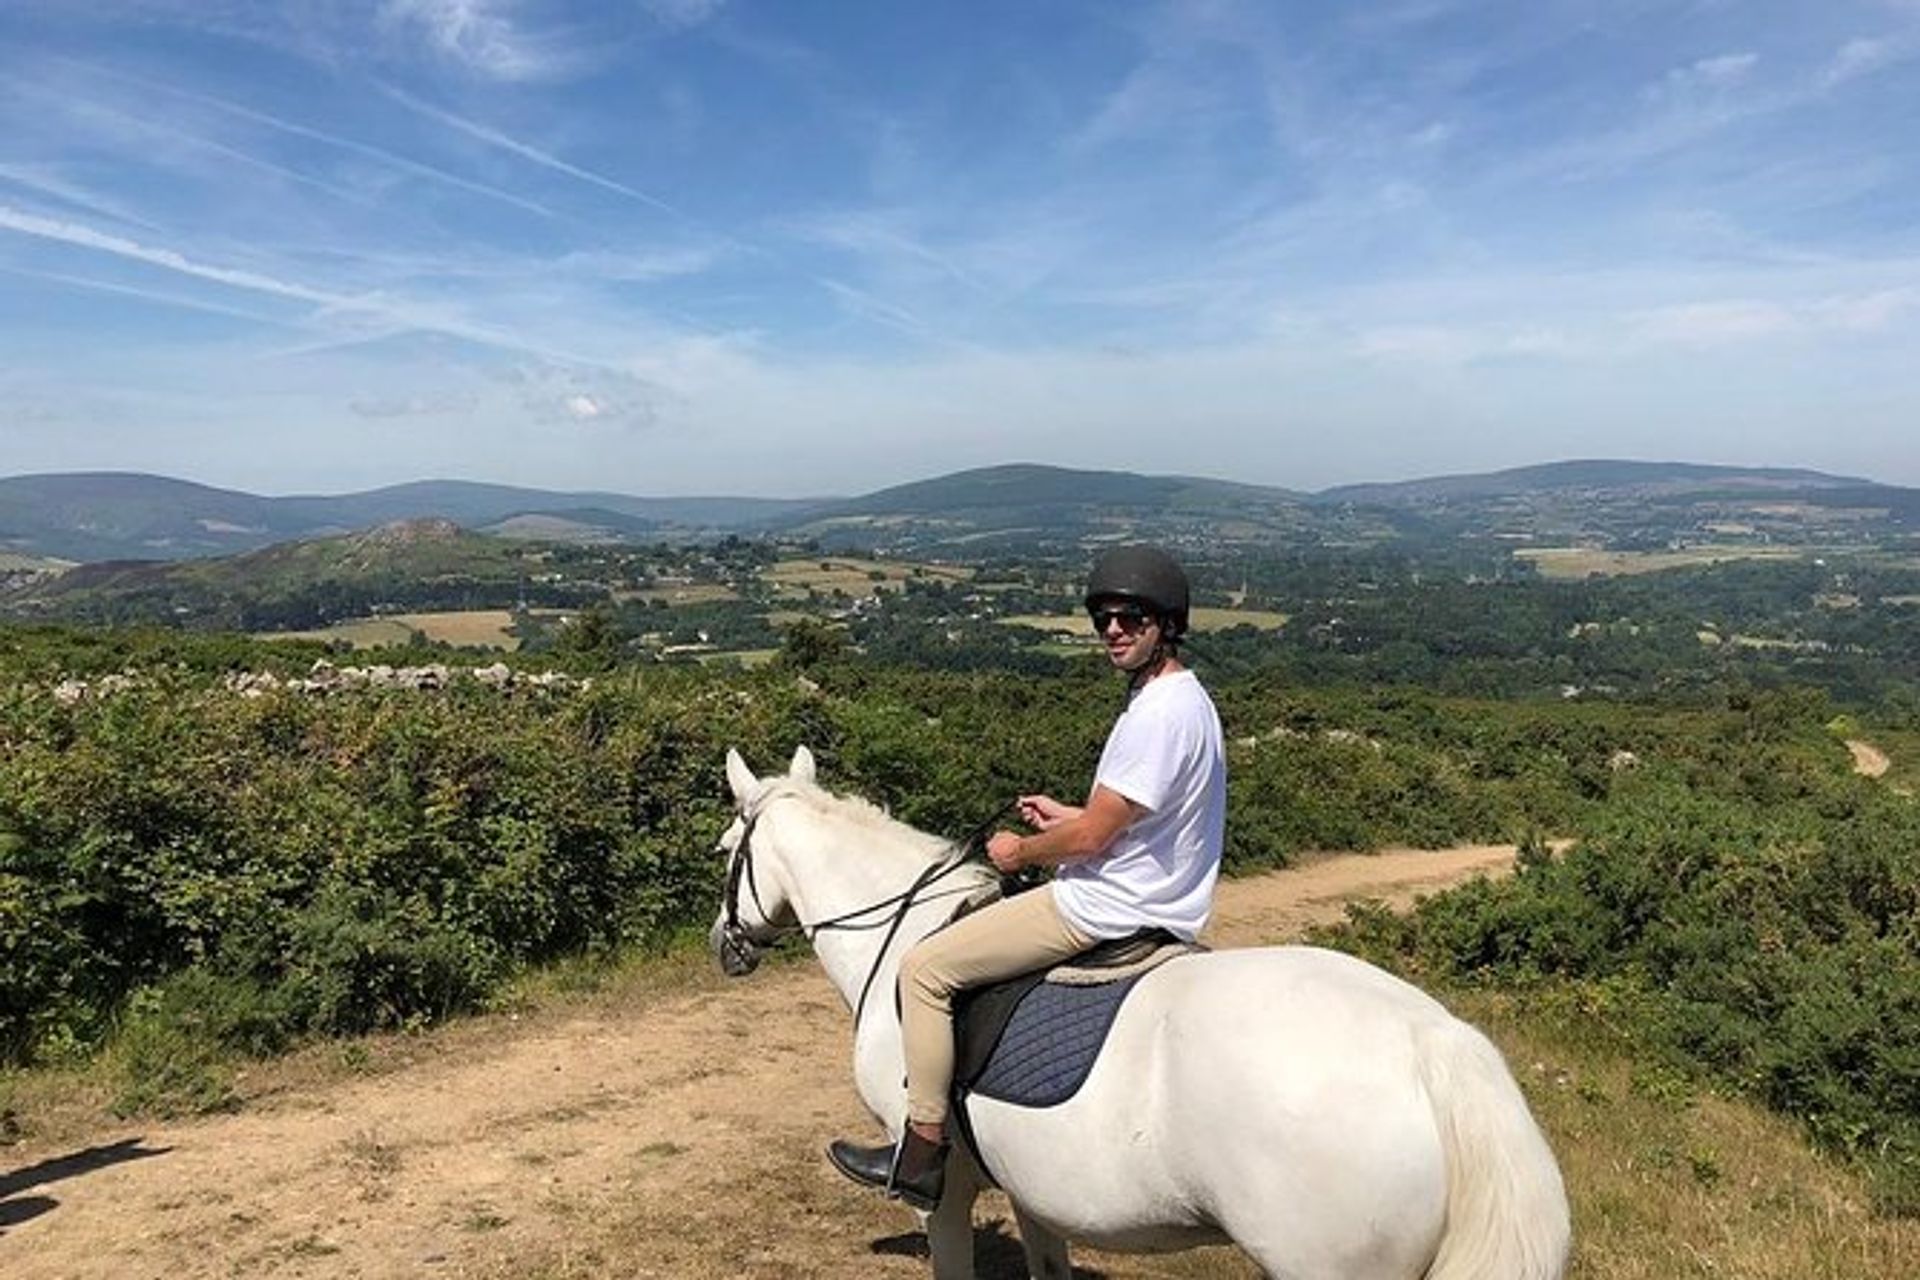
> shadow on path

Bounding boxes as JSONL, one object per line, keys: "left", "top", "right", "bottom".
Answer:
{"left": 873, "top": 1218, "right": 1108, "bottom": 1278}
{"left": 0, "top": 1138, "right": 171, "bottom": 1235}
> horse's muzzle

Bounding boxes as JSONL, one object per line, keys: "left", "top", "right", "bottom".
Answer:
{"left": 713, "top": 920, "right": 762, "bottom": 977}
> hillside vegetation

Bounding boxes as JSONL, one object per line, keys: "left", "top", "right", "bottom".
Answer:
{"left": 2, "top": 614, "right": 1915, "bottom": 1217}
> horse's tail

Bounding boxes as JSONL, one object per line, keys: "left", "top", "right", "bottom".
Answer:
{"left": 1417, "top": 1017, "right": 1570, "bottom": 1280}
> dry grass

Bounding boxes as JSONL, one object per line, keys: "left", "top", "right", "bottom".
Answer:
{"left": 998, "top": 607, "right": 1287, "bottom": 635}
{"left": 256, "top": 609, "right": 528, "bottom": 650}
{"left": 493, "top": 980, "right": 1920, "bottom": 1280}
{"left": 1188, "top": 606, "right": 1288, "bottom": 631}
{"left": 1458, "top": 988, "right": 1919, "bottom": 1280}
{"left": 1515, "top": 546, "right": 1801, "bottom": 579}
{"left": 618, "top": 583, "right": 739, "bottom": 605}
{"left": 764, "top": 557, "right": 970, "bottom": 599}
{"left": 395, "top": 610, "right": 521, "bottom": 648}
{"left": 257, "top": 617, "right": 420, "bottom": 648}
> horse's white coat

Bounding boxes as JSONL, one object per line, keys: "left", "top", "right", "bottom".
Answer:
{"left": 711, "top": 747, "right": 1571, "bottom": 1280}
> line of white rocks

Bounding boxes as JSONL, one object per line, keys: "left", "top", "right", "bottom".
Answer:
{"left": 50, "top": 660, "right": 591, "bottom": 704}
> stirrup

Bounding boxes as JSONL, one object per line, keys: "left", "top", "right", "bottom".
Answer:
{"left": 826, "top": 1132, "right": 947, "bottom": 1211}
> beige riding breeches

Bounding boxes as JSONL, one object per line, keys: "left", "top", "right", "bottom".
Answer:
{"left": 899, "top": 886, "right": 1093, "bottom": 1127}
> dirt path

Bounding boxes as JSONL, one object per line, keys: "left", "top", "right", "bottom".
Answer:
{"left": 1847, "top": 738, "right": 1892, "bottom": 779}
{"left": 0, "top": 845, "right": 1517, "bottom": 1280}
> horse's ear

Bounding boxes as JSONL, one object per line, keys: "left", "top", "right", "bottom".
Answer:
{"left": 726, "top": 748, "right": 758, "bottom": 805}
{"left": 789, "top": 745, "right": 817, "bottom": 785}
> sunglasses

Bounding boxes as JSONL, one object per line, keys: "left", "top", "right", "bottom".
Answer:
{"left": 1089, "top": 605, "right": 1155, "bottom": 633}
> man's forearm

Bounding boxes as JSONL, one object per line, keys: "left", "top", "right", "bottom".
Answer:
{"left": 1008, "top": 817, "right": 1111, "bottom": 869}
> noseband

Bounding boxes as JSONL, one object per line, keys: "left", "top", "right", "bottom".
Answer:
{"left": 717, "top": 812, "right": 771, "bottom": 976}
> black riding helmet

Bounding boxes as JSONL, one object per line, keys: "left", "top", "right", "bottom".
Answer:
{"left": 1084, "top": 545, "right": 1190, "bottom": 640}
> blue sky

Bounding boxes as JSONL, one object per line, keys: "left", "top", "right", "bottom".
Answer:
{"left": 2, "top": 1, "right": 1917, "bottom": 497}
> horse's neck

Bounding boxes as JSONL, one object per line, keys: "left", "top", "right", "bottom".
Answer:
{"left": 769, "top": 798, "right": 972, "bottom": 1017}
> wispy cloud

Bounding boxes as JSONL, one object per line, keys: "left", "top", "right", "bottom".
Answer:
{"left": 0, "top": 162, "right": 162, "bottom": 231}
{"left": 0, "top": 261, "right": 302, "bottom": 328}
{"left": 0, "top": 203, "right": 670, "bottom": 386}
{"left": 639, "top": 0, "right": 727, "bottom": 31}
{"left": 348, "top": 391, "right": 479, "bottom": 418}
{"left": 52, "top": 59, "right": 560, "bottom": 220}
{"left": 1818, "top": 33, "right": 1917, "bottom": 87}
{"left": 4, "top": 1, "right": 1918, "bottom": 492}
{"left": 0, "top": 204, "right": 345, "bottom": 307}
{"left": 378, "top": 0, "right": 592, "bottom": 82}
{"left": 1635, "top": 287, "right": 1920, "bottom": 347}
{"left": 1634, "top": 300, "right": 1798, "bottom": 347}
{"left": 1654, "top": 51, "right": 1760, "bottom": 97}
{"left": 380, "top": 85, "right": 691, "bottom": 220}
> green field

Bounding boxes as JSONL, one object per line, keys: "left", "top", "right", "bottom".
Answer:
{"left": 1514, "top": 545, "right": 1801, "bottom": 579}
{"left": 0, "top": 552, "right": 70, "bottom": 572}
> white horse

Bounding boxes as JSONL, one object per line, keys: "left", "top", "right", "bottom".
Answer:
{"left": 709, "top": 746, "right": 1570, "bottom": 1280}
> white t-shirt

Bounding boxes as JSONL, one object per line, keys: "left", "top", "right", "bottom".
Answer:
{"left": 1051, "top": 669, "right": 1226, "bottom": 942}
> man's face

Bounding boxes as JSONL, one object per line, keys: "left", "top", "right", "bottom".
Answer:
{"left": 1088, "top": 599, "right": 1162, "bottom": 671}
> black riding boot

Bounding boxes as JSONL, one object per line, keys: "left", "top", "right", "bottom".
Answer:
{"left": 826, "top": 1127, "right": 948, "bottom": 1211}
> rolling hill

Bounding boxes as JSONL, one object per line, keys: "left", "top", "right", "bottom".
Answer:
{"left": 0, "top": 472, "right": 819, "bottom": 563}
{"left": 2, "top": 459, "right": 1916, "bottom": 582}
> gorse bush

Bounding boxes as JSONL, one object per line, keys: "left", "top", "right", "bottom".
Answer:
{"left": 5, "top": 620, "right": 1907, "bottom": 1201}
{"left": 1329, "top": 770, "right": 1920, "bottom": 1214}
{"left": 0, "top": 638, "right": 1657, "bottom": 1069}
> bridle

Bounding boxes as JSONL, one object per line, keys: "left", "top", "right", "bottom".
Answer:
{"left": 718, "top": 795, "right": 1015, "bottom": 1029}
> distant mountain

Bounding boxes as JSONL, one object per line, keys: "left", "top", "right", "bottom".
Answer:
{"left": 8, "top": 519, "right": 596, "bottom": 630}
{"left": 1314, "top": 459, "right": 1867, "bottom": 507}
{"left": 0, "top": 472, "right": 822, "bottom": 563}
{"left": 768, "top": 463, "right": 1326, "bottom": 554}
{"left": 2, "top": 459, "right": 1914, "bottom": 570}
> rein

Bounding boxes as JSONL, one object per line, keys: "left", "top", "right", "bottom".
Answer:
{"left": 721, "top": 797, "right": 1016, "bottom": 1029}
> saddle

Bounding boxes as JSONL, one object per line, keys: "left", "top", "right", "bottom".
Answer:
{"left": 952, "top": 927, "right": 1197, "bottom": 1101}
{"left": 940, "top": 926, "right": 1197, "bottom": 1187}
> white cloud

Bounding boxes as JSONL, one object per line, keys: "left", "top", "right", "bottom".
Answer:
{"left": 1692, "top": 52, "right": 1760, "bottom": 85}
{"left": 1807, "top": 287, "right": 1919, "bottom": 331}
{"left": 494, "top": 362, "right": 657, "bottom": 430}
{"left": 0, "top": 203, "right": 342, "bottom": 307}
{"left": 553, "top": 247, "right": 723, "bottom": 282}
{"left": 1648, "top": 51, "right": 1759, "bottom": 102}
{"left": 1074, "top": 59, "right": 1229, "bottom": 151}
{"left": 640, "top": 0, "right": 727, "bottom": 30}
{"left": 43, "top": 61, "right": 560, "bottom": 219}
{"left": 379, "top": 0, "right": 585, "bottom": 81}
{"left": 1635, "top": 300, "right": 1798, "bottom": 346}
{"left": 0, "top": 162, "right": 162, "bottom": 231}
{"left": 349, "top": 392, "right": 478, "bottom": 418}
{"left": 1820, "top": 36, "right": 1900, "bottom": 88}
{"left": 1354, "top": 321, "right": 1584, "bottom": 366}
{"left": 1633, "top": 287, "right": 1920, "bottom": 347}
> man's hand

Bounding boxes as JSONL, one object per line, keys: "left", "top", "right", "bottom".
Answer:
{"left": 986, "top": 830, "right": 1026, "bottom": 873}
{"left": 992, "top": 786, "right": 1144, "bottom": 871}
{"left": 1018, "top": 794, "right": 1079, "bottom": 831}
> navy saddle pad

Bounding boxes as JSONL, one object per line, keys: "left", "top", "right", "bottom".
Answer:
{"left": 955, "top": 972, "right": 1146, "bottom": 1109}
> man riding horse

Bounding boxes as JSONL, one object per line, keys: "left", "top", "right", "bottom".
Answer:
{"left": 828, "top": 544, "right": 1228, "bottom": 1210}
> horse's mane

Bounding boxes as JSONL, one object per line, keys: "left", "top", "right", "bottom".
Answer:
{"left": 755, "top": 778, "right": 995, "bottom": 884}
